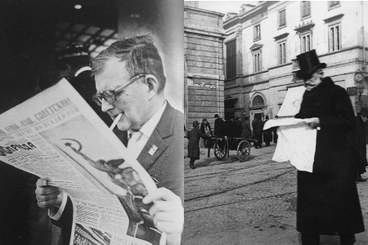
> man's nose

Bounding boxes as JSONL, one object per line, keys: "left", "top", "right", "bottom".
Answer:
{"left": 100, "top": 99, "right": 114, "bottom": 112}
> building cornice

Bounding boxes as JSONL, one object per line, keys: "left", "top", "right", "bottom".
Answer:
{"left": 294, "top": 20, "right": 315, "bottom": 33}
{"left": 323, "top": 13, "right": 344, "bottom": 23}
{"left": 184, "top": 26, "right": 226, "bottom": 39}
{"left": 223, "top": 1, "right": 277, "bottom": 30}
{"left": 250, "top": 43, "right": 264, "bottom": 51}
{"left": 184, "top": 5, "right": 225, "bottom": 17}
{"left": 274, "top": 32, "right": 289, "bottom": 41}
{"left": 186, "top": 72, "right": 224, "bottom": 80}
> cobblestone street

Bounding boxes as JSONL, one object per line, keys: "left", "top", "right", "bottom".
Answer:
{"left": 184, "top": 145, "right": 368, "bottom": 245}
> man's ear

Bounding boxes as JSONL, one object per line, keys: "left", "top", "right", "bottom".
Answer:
{"left": 144, "top": 74, "right": 159, "bottom": 99}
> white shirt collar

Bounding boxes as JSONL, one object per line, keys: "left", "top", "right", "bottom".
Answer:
{"left": 129, "top": 100, "right": 167, "bottom": 138}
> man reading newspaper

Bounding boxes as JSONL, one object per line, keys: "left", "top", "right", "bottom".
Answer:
{"left": 35, "top": 35, "right": 184, "bottom": 245}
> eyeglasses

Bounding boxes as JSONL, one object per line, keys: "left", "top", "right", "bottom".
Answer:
{"left": 92, "top": 74, "right": 145, "bottom": 106}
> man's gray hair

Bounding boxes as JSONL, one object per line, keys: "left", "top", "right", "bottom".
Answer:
{"left": 92, "top": 35, "right": 166, "bottom": 93}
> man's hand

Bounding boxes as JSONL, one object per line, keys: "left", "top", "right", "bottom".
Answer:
{"left": 304, "top": 117, "right": 320, "bottom": 129}
{"left": 143, "top": 188, "right": 184, "bottom": 245}
{"left": 35, "top": 178, "right": 62, "bottom": 214}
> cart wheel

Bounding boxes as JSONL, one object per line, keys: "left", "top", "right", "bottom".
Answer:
{"left": 237, "top": 140, "right": 251, "bottom": 162}
{"left": 214, "top": 138, "right": 228, "bottom": 160}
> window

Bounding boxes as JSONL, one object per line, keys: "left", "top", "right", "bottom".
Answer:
{"left": 252, "top": 95, "right": 265, "bottom": 108}
{"left": 278, "top": 40, "right": 287, "bottom": 65}
{"left": 328, "top": 23, "right": 341, "bottom": 52}
{"left": 253, "top": 50, "right": 262, "bottom": 73}
{"left": 254, "top": 24, "right": 261, "bottom": 41}
{"left": 328, "top": 1, "right": 340, "bottom": 9}
{"left": 301, "top": 1, "right": 311, "bottom": 19}
{"left": 226, "top": 39, "right": 236, "bottom": 79}
{"left": 300, "top": 32, "right": 312, "bottom": 53}
{"left": 278, "top": 9, "right": 286, "bottom": 29}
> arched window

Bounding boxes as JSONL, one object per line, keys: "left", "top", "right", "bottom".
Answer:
{"left": 252, "top": 95, "right": 265, "bottom": 108}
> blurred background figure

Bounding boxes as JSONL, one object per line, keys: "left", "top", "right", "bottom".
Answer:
{"left": 241, "top": 115, "right": 252, "bottom": 139}
{"left": 200, "top": 118, "right": 213, "bottom": 148}
{"left": 0, "top": 164, "right": 52, "bottom": 245}
{"left": 214, "top": 114, "right": 225, "bottom": 137}
{"left": 347, "top": 107, "right": 368, "bottom": 182}
{"left": 234, "top": 117, "right": 242, "bottom": 138}
{"left": 56, "top": 42, "right": 112, "bottom": 126}
{"left": 0, "top": 54, "right": 52, "bottom": 245}
{"left": 263, "top": 115, "right": 272, "bottom": 147}
{"left": 272, "top": 115, "right": 279, "bottom": 144}
{"left": 252, "top": 114, "right": 263, "bottom": 148}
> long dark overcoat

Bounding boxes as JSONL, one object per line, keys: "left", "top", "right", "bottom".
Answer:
{"left": 295, "top": 77, "right": 365, "bottom": 234}
{"left": 347, "top": 116, "right": 368, "bottom": 175}
{"left": 187, "top": 126, "right": 208, "bottom": 159}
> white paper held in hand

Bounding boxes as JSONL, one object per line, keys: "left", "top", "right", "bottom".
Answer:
{"left": 109, "top": 113, "right": 122, "bottom": 130}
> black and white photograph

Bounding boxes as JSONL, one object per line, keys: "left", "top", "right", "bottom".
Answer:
{"left": 0, "top": 1, "right": 183, "bottom": 245}
{"left": 184, "top": 1, "right": 368, "bottom": 245}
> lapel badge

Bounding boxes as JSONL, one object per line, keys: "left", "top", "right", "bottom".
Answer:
{"left": 148, "top": 144, "right": 158, "bottom": 156}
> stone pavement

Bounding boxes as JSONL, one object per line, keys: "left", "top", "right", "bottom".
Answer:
{"left": 184, "top": 144, "right": 368, "bottom": 245}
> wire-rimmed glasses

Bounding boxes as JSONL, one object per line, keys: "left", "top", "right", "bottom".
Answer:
{"left": 92, "top": 74, "right": 145, "bottom": 106}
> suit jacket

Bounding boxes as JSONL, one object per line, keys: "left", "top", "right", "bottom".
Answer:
{"left": 56, "top": 102, "right": 184, "bottom": 244}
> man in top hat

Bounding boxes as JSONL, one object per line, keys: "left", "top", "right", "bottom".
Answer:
{"left": 57, "top": 42, "right": 112, "bottom": 126}
{"left": 347, "top": 107, "right": 368, "bottom": 182}
{"left": 294, "top": 50, "right": 364, "bottom": 245}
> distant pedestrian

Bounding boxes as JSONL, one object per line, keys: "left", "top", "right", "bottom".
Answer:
{"left": 262, "top": 115, "right": 272, "bottom": 147}
{"left": 214, "top": 114, "right": 225, "bottom": 136}
{"left": 235, "top": 117, "right": 242, "bottom": 137}
{"left": 187, "top": 121, "right": 210, "bottom": 169}
{"left": 200, "top": 118, "right": 213, "bottom": 148}
{"left": 241, "top": 116, "right": 252, "bottom": 139}
{"left": 272, "top": 115, "right": 279, "bottom": 144}
{"left": 347, "top": 107, "right": 368, "bottom": 182}
{"left": 252, "top": 115, "right": 263, "bottom": 148}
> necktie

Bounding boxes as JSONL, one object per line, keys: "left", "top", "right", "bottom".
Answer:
{"left": 127, "top": 131, "right": 142, "bottom": 149}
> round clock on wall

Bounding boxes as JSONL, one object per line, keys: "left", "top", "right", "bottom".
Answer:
{"left": 354, "top": 72, "right": 364, "bottom": 83}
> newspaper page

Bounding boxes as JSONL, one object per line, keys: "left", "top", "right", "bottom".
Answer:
{"left": 0, "top": 79, "right": 164, "bottom": 245}
{"left": 263, "top": 84, "right": 317, "bottom": 173}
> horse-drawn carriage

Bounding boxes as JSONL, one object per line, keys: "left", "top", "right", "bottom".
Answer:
{"left": 209, "top": 119, "right": 256, "bottom": 162}
{"left": 210, "top": 136, "right": 255, "bottom": 161}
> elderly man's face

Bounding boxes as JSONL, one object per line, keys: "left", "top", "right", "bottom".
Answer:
{"left": 95, "top": 57, "right": 150, "bottom": 131}
{"left": 304, "top": 69, "right": 323, "bottom": 91}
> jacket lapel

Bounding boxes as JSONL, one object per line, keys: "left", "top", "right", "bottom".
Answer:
{"left": 137, "top": 130, "right": 168, "bottom": 170}
{"left": 137, "top": 103, "right": 175, "bottom": 171}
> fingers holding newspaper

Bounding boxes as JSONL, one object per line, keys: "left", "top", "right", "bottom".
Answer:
{"left": 143, "top": 187, "right": 184, "bottom": 245}
{"left": 303, "top": 117, "right": 320, "bottom": 130}
{"left": 35, "top": 178, "right": 62, "bottom": 214}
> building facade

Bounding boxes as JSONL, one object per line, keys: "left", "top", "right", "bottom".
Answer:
{"left": 184, "top": 3, "right": 225, "bottom": 129}
{"left": 223, "top": 1, "right": 368, "bottom": 123}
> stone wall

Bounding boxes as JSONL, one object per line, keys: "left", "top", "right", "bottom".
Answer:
{"left": 184, "top": 5, "right": 225, "bottom": 129}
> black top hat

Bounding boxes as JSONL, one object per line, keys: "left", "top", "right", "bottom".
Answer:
{"left": 296, "top": 50, "right": 326, "bottom": 80}
{"left": 58, "top": 42, "right": 89, "bottom": 60}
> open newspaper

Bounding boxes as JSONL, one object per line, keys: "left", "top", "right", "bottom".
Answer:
{"left": 263, "top": 86, "right": 317, "bottom": 173}
{"left": 0, "top": 79, "right": 165, "bottom": 245}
